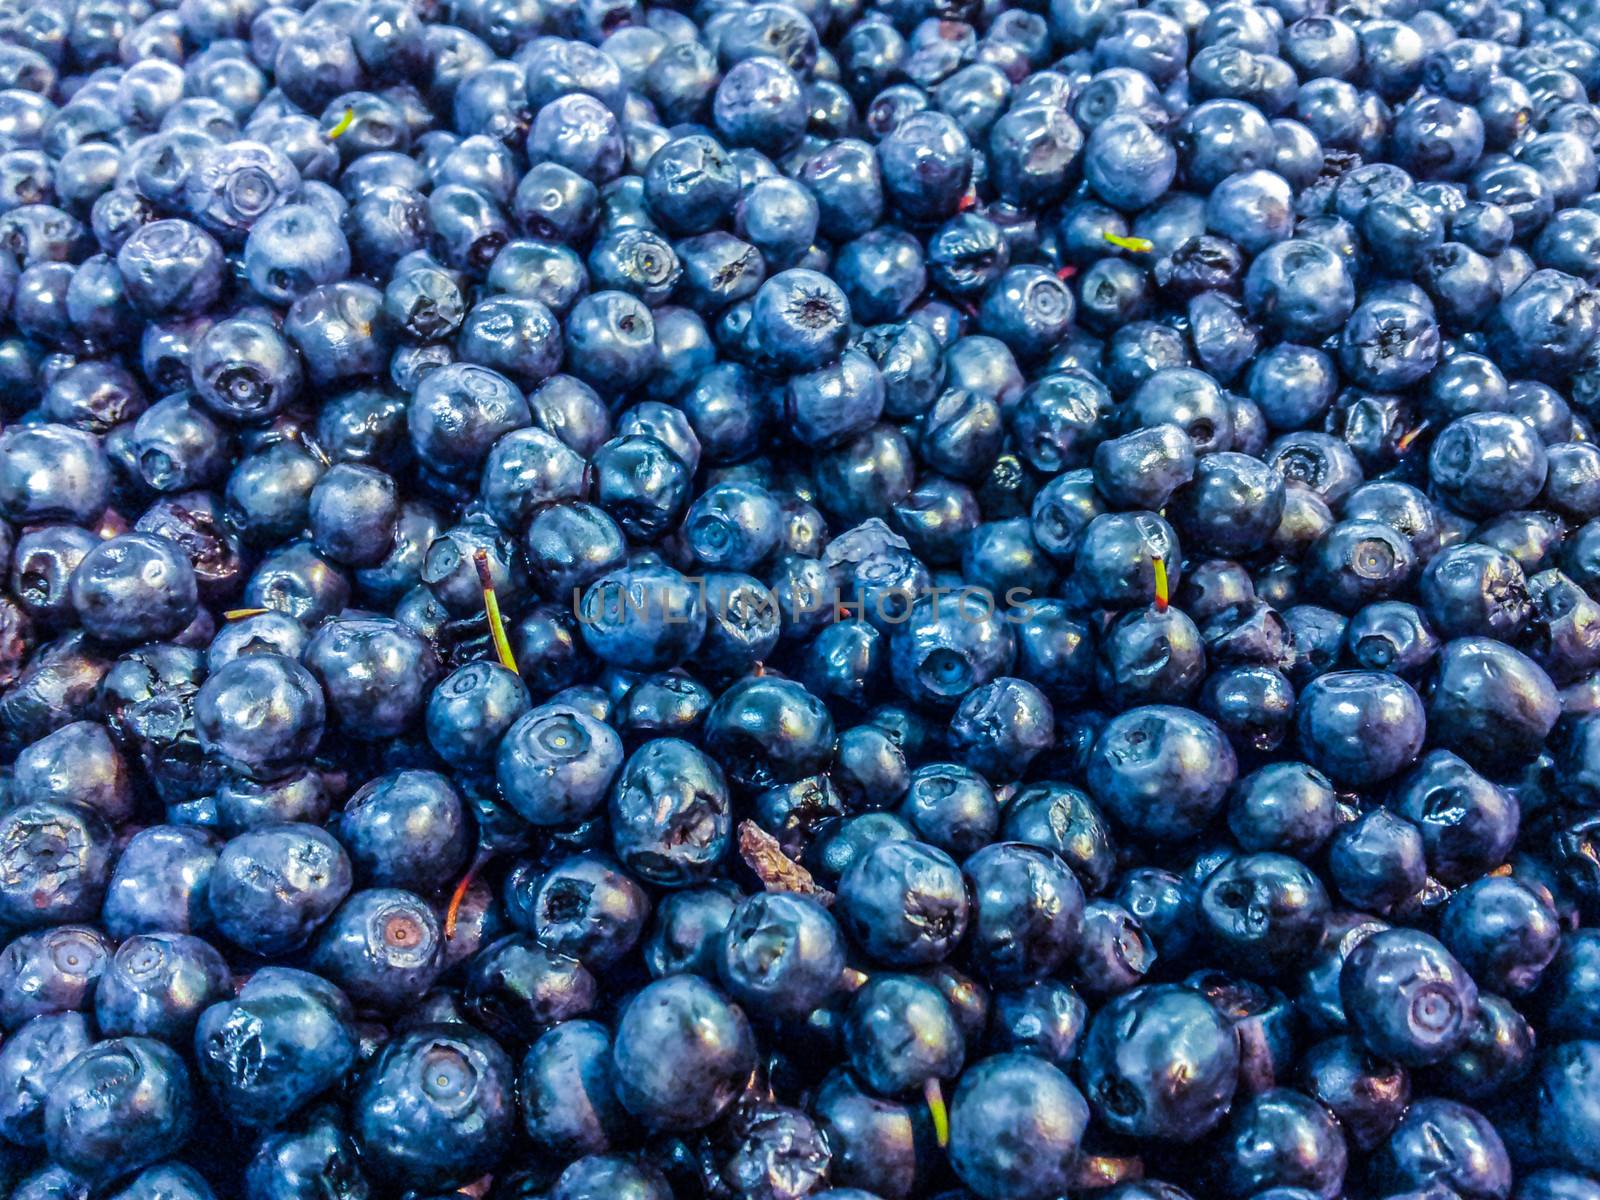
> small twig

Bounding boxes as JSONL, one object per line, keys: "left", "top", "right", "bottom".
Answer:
{"left": 444, "top": 848, "right": 489, "bottom": 939}
{"left": 474, "top": 549, "right": 519, "bottom": 674}
{"left": 1103, "top": 230, "right": 1155, "bottom": 253}
{"left": 1397, "top": 419, "right": 1430, "bottom": 454}
{"left": 924, "top": 1077, "right": 949, "bottom": 1147}
{"left": 737, "top": 821, "right": 833, "bottom": 906}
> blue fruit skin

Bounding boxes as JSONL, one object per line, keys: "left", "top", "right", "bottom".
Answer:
{"left": 520, "top": 1020, "right": 632, "bottom": 1158}
{"left": 609, "top": 737, "right": 732, "bottom": 888}
{"left": 1295, "top": 671, "right": 1426, "bottom": 787}
{"left": 310, "top": 887, "right": 443, "bottom": 1011}
{"left": 844, "top": 973, "right": 966, "bottom": 1096}
{"left": 352, "top": 1024, "right": 517, "bottom": 1192}
{"left": 0, "top": 801, "right": 114, "bottom": 929}
{"left": 0, "top": 1011, "right": 93, "bottom": 1148}
{"left": 719, "top": 891, "right": 846, "bottom": 1020}
{"left": 1340, "top": 928, "right": 1480, "bottom": 1067}
{"left": 1219, "top": 1087, "right": 1348, "bottom": 1200}
{"left": 195, "top": 968, "right": 358, "bottom": 1130}
{"left": 0, "top": 923, "right": 109, "bottom": 1031}
{"left": 962, "top": 842, "right": 1084, "bottom": 985}
{"left": 101, "top": 826, "right": 220, "bottom": 940}
{"left": 44, "top": 1037, "right": 194, "bottom": 1188}
{"left": 194, "top": 654, "right": 327, "bottom": 782}
{"left": 837, "top": 840, "right": 969, "bottom": 967}
{"left": 1089, "top": 705, "right": 1238, "bottom": 843}
{"left": 610, "top": 974, "right": 757, "bottom": 1132}
{"left": 947, "top": 1053, "right": 1090, "bottom": 1200}
{"left": 1081, "top": 983, "right": 1240, "bottom": 1142}
{"left": 105, "top": 1164, "right": 217, "bottom": 1200}
{"left": 207, "top": 823, "right": 352, "bottom": 957}
{"left": 95, "top": 932, "right": 231, "bottom": 1042}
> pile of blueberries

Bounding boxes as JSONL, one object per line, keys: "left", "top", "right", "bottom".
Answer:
{"left": 12, "top": 0, "right": 1600, "bottom": 1195}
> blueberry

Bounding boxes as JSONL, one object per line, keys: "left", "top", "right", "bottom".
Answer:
{"left": 838, "top": 839, "right": 968, "bottom": 966}
{"left": 1431, "top": 412, "right": 1551, "bottom": 517}
{"left": 43, "top": 1037, "right": 193, "bottom": 1188}
{"left": 195, "top": 654, "right": 325, "bottom": 781}
{"left": 1227, "top": 762, "right": 1337, "bottom": 857}
{"left": 93, "top": 931, "right": 228, "bottom": 1046}
{"left": 519, "top": 1020, "right": 630, "bottom": 1158}
{"left": 1341, "top": 927, "right": 1479, "bottom": 1066}
{"left": 1297, "top": 1035, "right": 1410, "bottom": 1153}
{"left": 1393, "top": 749, "right": 1520, "bottom": 885}
{"left": 1089, "top": 705, "right": 1238, "bottom": 843}
{"left": 811, "top": 1068, "right": 935, "bottom": 1199}
{"left": 352, "top": 1024, "right": 516, "bottom": 1191}
{"left": 1377, "top": 1097, "right": 1512, "bottom": 1199}
{"left": 1428, "top": 636, "right": 1559, "bottom": 769}
{"left": 1217, "top": 1087, "right": 1347, "bottom": 1199}
{"left": 1198, "top": 852, "right": 1330, "bottom": 976}
{"left": 547, "top": 1154, "right": 673, "bottom": 1200}
{"left": 1328, "top": 809, "right": 1427, "bottom": 912}
{"left": 303, "top": 617, "right": 439, "bottom": 738}
{"left": 748, "top": 267, "right": 852, "bottom": 376}
{"left": 1525, "top": 1035, "right": 1600, "bottom": 1177}
{"left": 0, "top": 801, "right": 113, "bottom": 928}
{"left": 1085, "top": 112, "right": 1177, "bottom": 212}
{"left": 425, "top": 660, "right": 530, "bottom": 768}
{"left": 844, "top": 972, "right": 965, "bottom": 1097}
{"left": 1488, "top": 268, "right": 1600, "bottom": 379}
{"left": 524, "top": 857, "right": 649, "bottom": 979}
{"left": 714, "top": 56, "right": 807, "bottom": 153}
{"left": 0, "top": 423, "right": 109, "bottom": 525}
{"left": 644, "top": 885, "right": 739, "bottom": 980}
{"left": 705, "top": 674, "right": 836, "bottom": 791}
{"left": 896, "top": 762, "right": 995, "bottom": 857}
{"left": 310, "top": 887, "right": 443, "bottom": 1010}
{"left": 495, "top": 704, "right": 622, "bottom": 827}
{"left": 115, "top": 219, "right": 224, "bottom": 315}
{"left": 609, "top": 738, "right": 732, "bottom": 887}
{"left": 104, "top": 1164, "right": 216, "bottom": 1200}
{"left": 62, "top": 534, "right": 196, "bottom": 648}
{"left": 207, "top": 823, "right": 352, "bottom": 957}
{"left": 1081, "top": 982, "right": 1240, "bottom": 1142}
{"left": 0, "top": 1011, "right": 93, "bottom": 1148}
{"left": 611, "top": 974, "right": 757, "bottom": 1131}
{"left": 12, "top": 719, "right": 132, "bottom": 823}
{"left": 962, "top": 842, "right": 1084, "bottom": 984}
{"left": 462, "top": 930, "right": 597, "bottom": 1041}
{"left": 408, "top": 362, "right": 532, "bottom": 477}
{"left": 947, "top": 1053, "right": 1089, "bottom": 1200}
{"left": 1295, "top": 671, "right": 1425, "bottom": 787}
{"left": 948, "top": 676, "right": 1055, "bottom": 781}
{"left": 0, "top": 921, "right": 107, "bottom": 1034}
{"left": 101, "top": 825, "right": 219, "bottom": 939}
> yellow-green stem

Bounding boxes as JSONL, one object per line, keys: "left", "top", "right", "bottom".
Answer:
{"left": 924, "top": 1077, "right": 949, "bottom": 1148}
{"left": 474, "top": 549, "right": 519, "bottom": 674}
{"left": 1103, "top": 230, "right": 1155, "bottom": 253}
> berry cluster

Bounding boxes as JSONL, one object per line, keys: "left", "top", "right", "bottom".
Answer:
{"left": 2, "top": 0, "right": 1600, "bottom": 1197}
